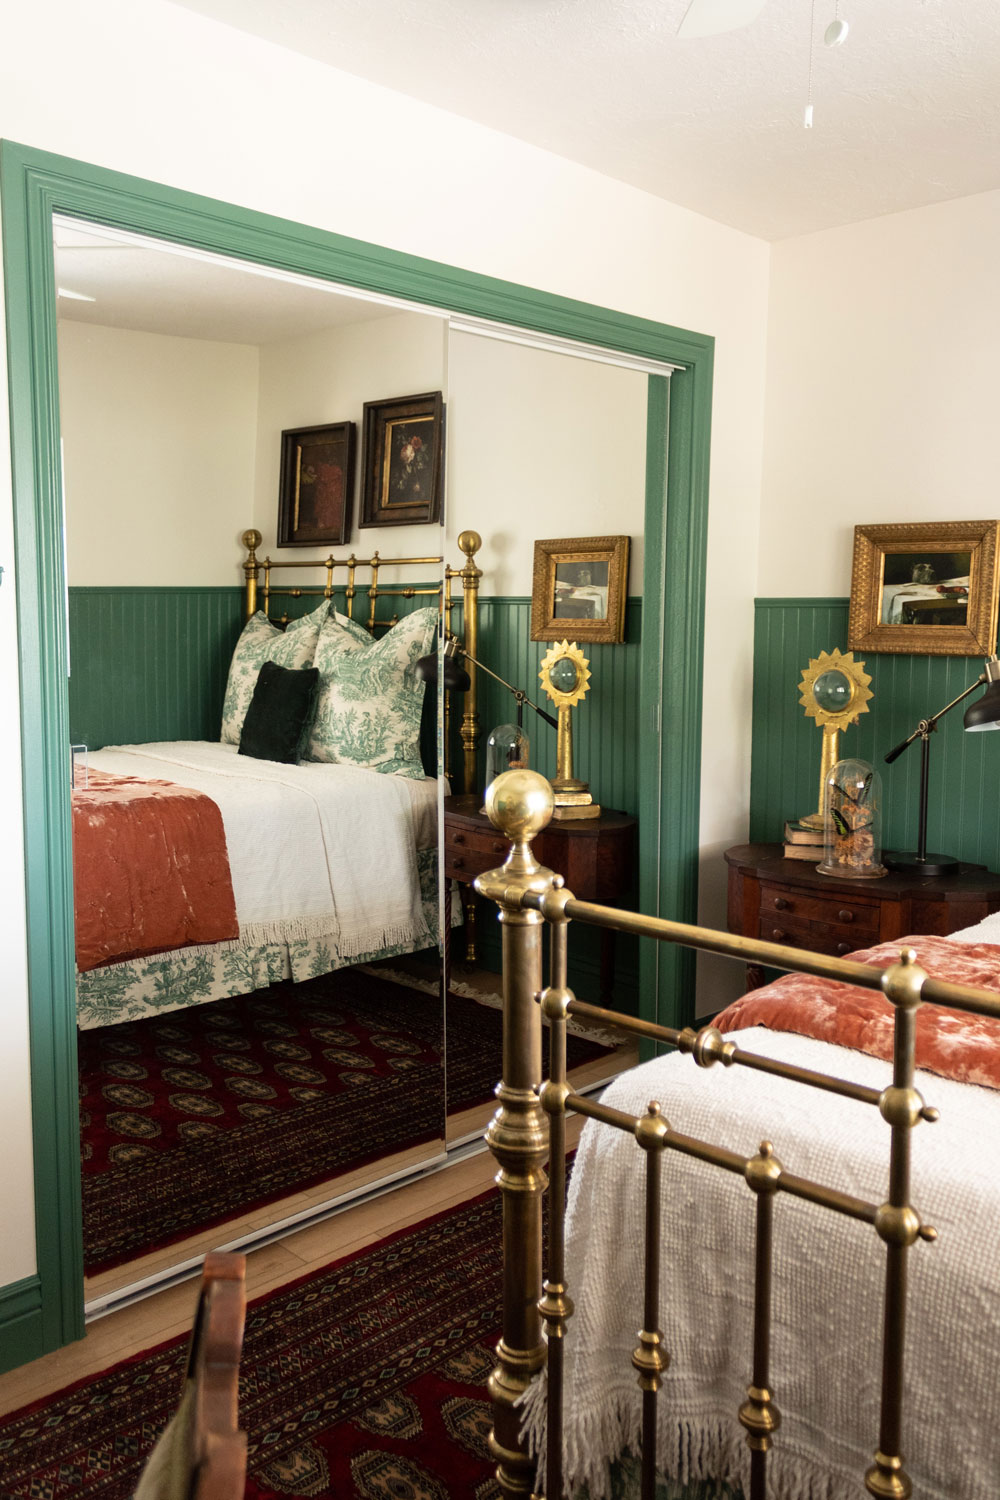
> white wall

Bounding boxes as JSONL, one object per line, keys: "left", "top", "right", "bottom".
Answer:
{"left": 760, "top": 189, "right": 1000, "bottom": 594}
{"left": 446, "top": 333, "right": 648, "bottom": 597}
{"left": 254, "top": 310, "right": 448, "bottom": 572}
{"left": 59, "top": 323, "right": 260, "bottom": 585}
{"left": 0, "top": 0, "right": 770, "bottom": 1285}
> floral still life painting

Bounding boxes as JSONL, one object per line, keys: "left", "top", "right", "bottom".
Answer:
{"left": 361, "top": 391, "right": 445, "bottom": 527}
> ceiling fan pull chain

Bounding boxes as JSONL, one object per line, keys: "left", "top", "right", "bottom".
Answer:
{"left": 804, "top": 0, "right": 816, "bottom": 127}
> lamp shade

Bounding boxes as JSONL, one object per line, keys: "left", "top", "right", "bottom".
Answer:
{"left": 964, "top": 680, "right": 1000, "bottom": 731}
{"left": 414, "top": 641, "right": 471, "bottom": 693}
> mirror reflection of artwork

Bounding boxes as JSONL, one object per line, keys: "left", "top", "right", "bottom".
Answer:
{"left": 880, "top": 550, "right": 972, "bottom": 626}
{"left": 278, "top": 421, "right": 356, "bottom": 547}
{"left": 531, "top": 535, "right": 630, "bottom": 643}
{"left": 361, "top": 391, "right": 445, "bottom": 527}
{"left": 554, "top": 559, "right": 610, "bottom": 620}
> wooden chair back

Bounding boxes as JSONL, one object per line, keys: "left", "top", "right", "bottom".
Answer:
{"left": 134, "top": 1251, "right": 247, "bottom": 1500}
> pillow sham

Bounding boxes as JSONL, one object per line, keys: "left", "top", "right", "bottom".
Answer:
{"left": 303, "top": 606, "right": 438, "bottom": 777}
{"left": 238, "top": 661, "right": 320, "bottom": 764}
{"left": 220, "top": 602, "right": 328, "bottom": 745}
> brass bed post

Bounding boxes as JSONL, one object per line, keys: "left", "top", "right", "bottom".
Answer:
{"left": 865, "top": 950, "right": 933, "bottom": 1500}
{"left": 740, "top": 1142, "right": 782, "bottom": 1500}
{"left": 457, "top": 530, "right": 482, "bottom": 795}
{"left": 477, "top": 770, "right": 558, "bottom": 1498}
{"left": 538, "top": 895, "right": 576, "bottom": 1500}
{"left": 241, "top": 530, "right": 262, "bottom": 619}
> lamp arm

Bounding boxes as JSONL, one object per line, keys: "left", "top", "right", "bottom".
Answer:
{"left": 461, "top": 647, "right": 559, "bottom": 730}
{"left": 884, "top": 672, "right": 987, "bottom": 765}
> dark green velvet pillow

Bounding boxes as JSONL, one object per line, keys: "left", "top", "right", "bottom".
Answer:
{"left": 238, "top": 661, "right": 320, "bottom": 765}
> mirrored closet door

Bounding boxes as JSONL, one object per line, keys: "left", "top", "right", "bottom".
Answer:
{"left": 54, "top": 219, "right": 452, "bottom": 1307}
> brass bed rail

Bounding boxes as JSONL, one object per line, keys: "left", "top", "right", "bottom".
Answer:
{"left": 240, "top": 527, "right": 482, "bottom": 792}
{"left": 475, "top": 769, "right": 999, "bottom": 1500}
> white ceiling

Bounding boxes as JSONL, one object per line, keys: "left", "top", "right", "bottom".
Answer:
{"left": 167, "top": 0, "right": 1000, "bottom": 242}
{"left": 53, "top": 221, "right": 417, "bottom": 343}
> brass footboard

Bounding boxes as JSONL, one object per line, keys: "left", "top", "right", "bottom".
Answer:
{"left": 476, "top": 769, "right": 1000, "bottom": 1500}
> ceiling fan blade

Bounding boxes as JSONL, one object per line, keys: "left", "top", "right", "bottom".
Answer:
{"left": 677, "top": 0, "right": 769, "bottom": 39}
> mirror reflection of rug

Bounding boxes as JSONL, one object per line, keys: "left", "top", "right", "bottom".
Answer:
{"left": 0, "top": 1192, "right": 504, "bottom": 1500}
{"left": 79, "top": 968, "right": 612, "bottom": 1273}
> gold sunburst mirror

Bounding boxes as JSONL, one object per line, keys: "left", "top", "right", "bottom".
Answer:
{"left": 797, "top": 648, "right": 873, "bottom": 828}
{"left": 538, "top": 640, "right": 600, "bottom": 819}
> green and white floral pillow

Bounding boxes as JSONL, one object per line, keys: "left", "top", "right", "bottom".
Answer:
{"left": 302, "top": 606, "right": 437, "bottom": 777}
{"left": 220, "top": 602, "right": 329, "bottom": 745}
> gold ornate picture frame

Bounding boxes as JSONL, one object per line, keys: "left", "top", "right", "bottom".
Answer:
{"left": 530, "top": 535, "right": 630, "bottom": 644}
{"left": 847, "top": 520, "right": 1000, "bottom": 656}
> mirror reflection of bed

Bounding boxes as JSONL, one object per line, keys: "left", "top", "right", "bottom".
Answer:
{"left": 55, "top": 222, "right": 638, "bottom": 1309}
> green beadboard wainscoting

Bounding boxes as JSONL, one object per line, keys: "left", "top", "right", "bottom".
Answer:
{"left": 473, "top": 596, "right": 642, "bottom": 1009}
{"left": 68, "top": 588, "right": 244, "bottom": 748}
{"left": 751, "top": 599, "right": 1000, "bottom": 867}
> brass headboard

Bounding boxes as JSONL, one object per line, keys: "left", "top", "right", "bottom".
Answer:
{"left": 240, "top": 528, "right": 482, "bottom": 792}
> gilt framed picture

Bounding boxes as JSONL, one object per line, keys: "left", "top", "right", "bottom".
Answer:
{"left": 361, "top": 391, "right": 445, "bottom": 528}
{"left": 277, "top": 420, "right": 356, "bottom": 547}
{"left": 847, "top": 519, "right": 1000, "bottom": 656}
{"left": 530, "top": 535, "right": 630, "bottom": 644}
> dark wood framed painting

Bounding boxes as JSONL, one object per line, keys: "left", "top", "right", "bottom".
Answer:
{"left": 277, "top": 420, "right": 356, "bottom": 547}
{"left": 361, "top": 391, "right": 445, "bottom": 528}
{"left": 847, "top": 519, "right": 1000, "bottom": 655}
{"left": 530, "top": 534, "right": 631, "bottom": 644}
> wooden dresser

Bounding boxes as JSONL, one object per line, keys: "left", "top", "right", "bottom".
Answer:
{"left": 726, "top": 842, "right": 1000, "bottom": 990}
{"left": 444, "top": 794, "right": 636, "bottom": 993}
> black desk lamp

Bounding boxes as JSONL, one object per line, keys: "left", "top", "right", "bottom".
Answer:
{"left": 883, "top": 655, "right": 1000, "bottom": 874}
{"left": 415, "top": 634, "right": 558, "bottom": 731}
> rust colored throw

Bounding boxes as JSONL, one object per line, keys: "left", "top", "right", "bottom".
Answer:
{"left": 72, "top": 768, "right": 238, "bottom": 972}
{"left": 715, "top": 935, "right": 1000, "bottom": 1091}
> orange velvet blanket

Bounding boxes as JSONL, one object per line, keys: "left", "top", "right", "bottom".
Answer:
{"left": 714, "top": 935, "right": 1000, "bottom": 1092}
{"left": 73, "top": 769, "right": 239, "bottom": 972}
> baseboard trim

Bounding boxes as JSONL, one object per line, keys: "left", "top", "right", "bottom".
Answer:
{"left": 0, "top": 1275, "right": 44, "bottom": 1375}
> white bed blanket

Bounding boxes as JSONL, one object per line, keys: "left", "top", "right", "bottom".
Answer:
{"left": 87, "top": 741, "right": 431, "bottom": 959}
{"left": 522, "top": 1028, "right": 1000, "bottom": 1500}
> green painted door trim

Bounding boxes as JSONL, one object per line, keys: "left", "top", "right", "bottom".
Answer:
{"left": 0, "top": 138, "right": 714, "bottom": 1357}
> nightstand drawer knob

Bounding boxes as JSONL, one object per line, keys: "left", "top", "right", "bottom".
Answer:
{"left": 773, "top": 896, "right": 790, "bottom": 911}
{"left": 837, "top": 942, "right": 852, "bottom": 955}
{"left": 838, "top": 909, "right": 854, "bottom": 923}
{"left": 492, "top": 841, "right": 506, "bottom": 854}
{"left": 453, "top": 833, "right": 466, "bottom": 846}
{"left": 771, "top": 928, "right": 787, "bottom": 942}
{"left": 453, "top": 857, "right": 465, "bottom": 870}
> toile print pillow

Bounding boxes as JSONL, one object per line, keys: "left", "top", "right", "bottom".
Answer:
{"left": 302, "top": 606, "right": 437, "bottom": 777}
{"left": 219, "top": 602, "right": 328, "bottom": 745}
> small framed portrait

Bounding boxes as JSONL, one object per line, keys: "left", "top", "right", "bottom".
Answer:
{"left": 277, "top": 421, "right": 356, "bottom": 547}
{"left": 847, "top": 520, "right": 1000, "bottom": 655}
{"left": 361, "top": 391, "right": 445, "bottom": 528}
{"left": 531, "top": 535, "right": 631, "bottom": 644}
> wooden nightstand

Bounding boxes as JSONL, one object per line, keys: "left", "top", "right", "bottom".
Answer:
{"left": 443, "top": 794, "right": 637, "bottom": 996}
{"left": 726, "top": 842, "right": 1000, "bottom": 990}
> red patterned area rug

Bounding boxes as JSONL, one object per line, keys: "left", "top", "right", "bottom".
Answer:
{"left": 0, "top": 1192, "right": 504, "bottom": 1500}
{"left": 80, "top": 968, "right": 611, "bottom": 1274}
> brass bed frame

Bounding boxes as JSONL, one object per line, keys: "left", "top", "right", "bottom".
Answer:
{"left": 477, "top": 769, "right": 1000, "bottom": 1500}
{"left": 240, "top": 526, "right": 482, "bottom": 790}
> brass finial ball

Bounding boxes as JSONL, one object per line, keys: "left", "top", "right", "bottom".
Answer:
{"left": 484, "top": 769, "right": 554, "bottom": 841}
{"left": 242, "top": 528, "right": 262, "bottom": 551}
{"left": 458, "top": 529, "right": 482, "bottom": 558}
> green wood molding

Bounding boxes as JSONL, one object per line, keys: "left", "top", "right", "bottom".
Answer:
{"left": 0, "top": 1276, "right": 45, "bottom": 1376}
{"left": 1, "top": 139, "right": 714, "bottom": 1359}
